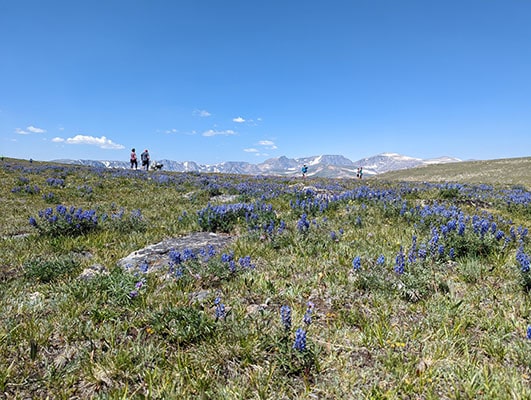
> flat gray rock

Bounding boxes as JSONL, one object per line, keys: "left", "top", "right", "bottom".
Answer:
{"left": 117, "top": 231, "right": 233, "bottom": 273}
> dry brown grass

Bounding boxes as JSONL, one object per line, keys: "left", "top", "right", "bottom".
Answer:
{"left": 374, "top": 156, "right": 531, "bottom": 188}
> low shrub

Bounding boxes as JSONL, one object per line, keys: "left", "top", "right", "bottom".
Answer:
{"left": 23, "top": 256, "right": 80, "bottom": 283}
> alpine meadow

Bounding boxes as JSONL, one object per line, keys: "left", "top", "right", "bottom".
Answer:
{"left": 1, "top": 157, "right": 530, "bottom": 399}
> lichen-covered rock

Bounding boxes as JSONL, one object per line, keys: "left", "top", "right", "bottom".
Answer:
{"left": 117, "top": 231, "right": 233, "bottom": 273}
{"left": 78, "top": 264, "right": 108, "bottom": 280}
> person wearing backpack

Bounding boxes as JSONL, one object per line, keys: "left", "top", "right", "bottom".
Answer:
{"left": 141, "top": 149, "right": 150, "bottom": 170}
{"left": 301, "top": 164, "right": 308, "bottom": 178}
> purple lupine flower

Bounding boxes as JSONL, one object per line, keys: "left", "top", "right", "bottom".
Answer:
{"left": 418, "top": 244, "right": 427, "bottom": 260}
{"left": 293, "top": 328, "right": 307, "bottom": 351}
{"left": 221, "top": 252, "right": 233, "bottom": 263}
{"left": 239, "top": 256, "right": 252, "bottom": 269}
{"left": 376, "top": 254, "right": 385, "bottom": 266}
{"left": 297, "top": 213, "right": 310, "bottom": 232}
{"left": 527, "top": 325, "right": 531, "bottom": 340}
{"left": 182, "top": 248, "right": 195, "bottom": 261}
{"left": 169, "top": 250, "right": 182, "bottom": 265}
{"left": 228, "top": 260, "right": 236, "bottom": 273}
{"left": 214, "top": 297, "right": 226, "bottom": 320}
{"left": 395, "top": 247, "right": 405, "bottom": 274}
{"left": 458, "top": 220, "right": 466, "bottom": 236}
{"left": 277, "top": 220, "right": 286, "bottom": 234}
{"left": 516, "top": 246, "right": 530, "bottom": 273}
{"left": 139, "top": 262, "right": 149, "bottom": 273}
{"left": 352, "top": 256, "right": 361, "bottom": 271}
{"left": 280, "top": 305, "right": 292, "bottom": 331}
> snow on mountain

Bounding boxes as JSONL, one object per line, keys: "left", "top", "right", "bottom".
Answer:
{"left": 423, "top": 156, "right": 461, "bottom": 164}
{"left": 53, "top": 153, "right": 462, "bottom": 178}
{"left": 354, "top": 153, "right": 425, "bottom": 174}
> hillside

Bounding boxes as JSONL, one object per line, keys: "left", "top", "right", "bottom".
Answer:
{"left": 1, "top": 158, "right": 531, "bottom": 398}
{"left": 375, "top": 156, "right": 531, "bottom": 188}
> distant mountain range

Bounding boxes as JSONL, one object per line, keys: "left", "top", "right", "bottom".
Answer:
{"left": 54, "top": 152, "right": 461, "bottom": 179}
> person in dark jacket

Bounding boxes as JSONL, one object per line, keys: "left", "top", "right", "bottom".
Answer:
{"left": 141, "top": 149, "right": 150, "bottom": 170}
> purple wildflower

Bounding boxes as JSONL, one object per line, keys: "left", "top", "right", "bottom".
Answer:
{"left": 293, "top": 328, "right": 307, "bottom": 351}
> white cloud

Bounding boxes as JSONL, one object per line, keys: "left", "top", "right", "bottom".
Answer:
{"left": 233, "top": 117, "right": 245, "bottom": 123}
{"left": 60, "top": 134, "right": 125, "bottom": 149}
{"left": 52, "top": 137, "right": 65, "bottom": 143}
{"left": 258, "top": 140, "right": 277, "bottom": 150}
{"left": 194, "top": 109, "right": 211, "bottom": 117}
{"left": 244, "top": 148, "right": 258, "bottom": 153}
{"left": 202, "top": 129, "right": 236, "bottom": 137}
{"left": 27, "top": 125, "right": 46, "bottom": 133}
{"left": 162, "top": 128, "right": 197, "bottom": 135}
{"left": 15, "top": 125, "right": 47, "bottom": 135}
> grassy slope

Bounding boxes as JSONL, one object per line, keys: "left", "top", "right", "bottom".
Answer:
{"left": 374, "top": 156, "right": 531, "bottom": 188}
{"left": 1, "top": 157, "right": 530, "bottom": 399}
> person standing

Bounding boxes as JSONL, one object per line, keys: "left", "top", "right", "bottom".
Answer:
{"left": 141, "top": 149, "right": 150, "bottom": 170}
{"left": 130, "top": 148, "right": 138, "bottom": 169}
{"left": 359, "top": 167, "right": 363, "bottom": 179}
{"left": 301, "top": 164, "right": 308, "bottom": 179}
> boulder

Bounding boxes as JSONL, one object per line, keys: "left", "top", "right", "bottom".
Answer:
{"left": 117, "top": 231, "right": 233, "bottom": 273}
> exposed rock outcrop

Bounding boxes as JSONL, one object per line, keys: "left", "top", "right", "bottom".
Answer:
{"left": 117, "top": 232, "right": 233, "bottom": 273}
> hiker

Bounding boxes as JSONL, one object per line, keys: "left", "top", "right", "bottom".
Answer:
{"left": 140, "top": 149, "right": 150, "bottom": 170}
{"left": 358, "top": 167, "right": 363, "bottom": 179}
{"left": 130, "top": 148, "right": 138, "bottom": 169}
{"left": 356, "top": 167, "right": 360, "bottom": 178}
{"left": 301, "top": 164, "right": 308, "bottom": 178}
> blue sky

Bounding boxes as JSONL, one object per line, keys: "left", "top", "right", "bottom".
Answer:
{"left": 1, "top": 1, "right": 530, "bottom": 164}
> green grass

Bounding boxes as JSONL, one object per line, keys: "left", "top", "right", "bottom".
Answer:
{"left": 1, "top": 157, "right": 530, "bottom": 399}
{"left": 375, "top": 156, "right": 531, "bottom": 189}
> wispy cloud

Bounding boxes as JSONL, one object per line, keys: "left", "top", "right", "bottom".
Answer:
{"left": 27, "top": 125, "right": 46, "bottom": 133}
{"left": 233, "top": 116, "right": 245, "bottom": 123}
{"left": 194, "top": 109, "right": 211, "bottom": 117}
{"left": 53, "top": 134, "right": 125, "bottom": 149}
{"left": 202, "top": 129, "right": 236, "bottom": 137}
{"left": 258, "top": 140, "right": 277, "bottom": 150}
{"left": 15, "top": 125, "right": 47, "bottom": 135}
{"left": 244, "top": 148, "right": 258, "bottom": 153}
{"left": 163, "top": 128, "right": 197, "bottom": 135}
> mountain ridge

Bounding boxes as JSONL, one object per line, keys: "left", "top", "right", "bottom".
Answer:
{"left": 53, "top": 153, "right": 462, "bottom": 179}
